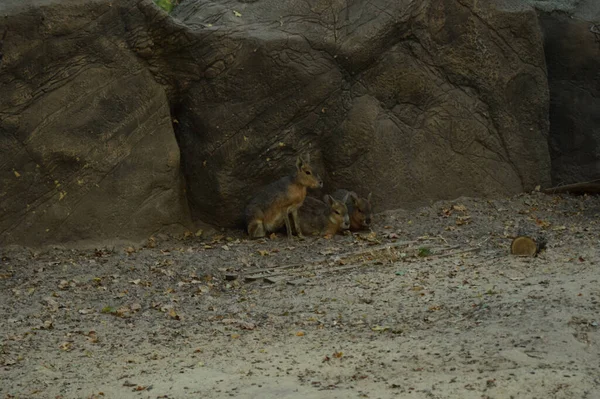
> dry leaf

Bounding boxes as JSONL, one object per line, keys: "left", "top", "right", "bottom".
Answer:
{"left": 296, "top": 331, "right": 305, "bottom": 336}
{"left": 456, "top": 216, "right": 471, "bottom": 226}
{"left": 86, "top": 331, "right": 99, "bottom": 343}
{"left": 130, "top": 303, "right": 142, "bottom": 312}
{"left": 60, "top": 342, "right": 73, "bottom": 351}
{"left": 168, "top": 308, "right": 182, "bottom": 320}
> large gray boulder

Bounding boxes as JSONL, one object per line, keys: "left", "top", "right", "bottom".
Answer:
{"left": 0, "top": 0, "right": 192, "bottom": 247}
{"left": 541, "top": 12, "right": 600, "bottom": 184}
{"left": 499, "top": 0, "right": 600, "bottom": 184}
{"left": 171, "top": 0, "right": 551, "bottom": 227}
{"left": 0, "top": 0, "right": 554, "bottom": 245}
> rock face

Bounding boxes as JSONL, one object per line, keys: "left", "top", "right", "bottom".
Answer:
{"left": 498, "top": 0, "right": 600, "bottom": 185}
{"left": 0, "top": 0, "right": 192, "bottom": 247}
{"left": 540, "top": 12, "right": 600, "bottom": 184}
{"left": 1, "top": 0, "right": 555, "bottom": 245}
{"left": 171, "top": 0, "right": 551, "bottom": 227}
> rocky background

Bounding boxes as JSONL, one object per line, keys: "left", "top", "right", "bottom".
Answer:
{"left": 0, "top": 0, "right": 598, "bottom": 247}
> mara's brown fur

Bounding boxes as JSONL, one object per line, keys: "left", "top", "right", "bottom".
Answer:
{"left": 245, "top": 155, "right": 323, "bottom": 239}
{"left": 298, "top": 194, "right": 350, "bottom": 237}
{"left": 332, "top": 189, "right": 372, "bottom": 231}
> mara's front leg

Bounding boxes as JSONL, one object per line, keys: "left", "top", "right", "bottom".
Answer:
{"left": 283, "top": 211, "right": 294, "bottom": 240}
{"left": 291, "top": 208, "right": 304, "bottom": 239}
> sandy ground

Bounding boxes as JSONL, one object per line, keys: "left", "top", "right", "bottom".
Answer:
{"left": 1, "top": 191, "right": 599, "bottom": 399}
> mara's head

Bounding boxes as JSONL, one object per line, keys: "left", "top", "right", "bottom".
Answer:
{"left": 325, "top": 194, "right": 350, "bottom": 231}
{"left": 295, "top": 155, "right": 323, "bottom": 189}
{"left": 349, "top": 192, "right": 373, "bottom": 229}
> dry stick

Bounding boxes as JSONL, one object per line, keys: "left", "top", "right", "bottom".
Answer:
{"left": 542, "top": 178, "right": 600, "bottom": 194}
{"left": 428, "top": 247, "right": 480, "bottom": 259}
{"left": 244, "top": 242, "right": 464, "bottom": 282}
{"left": 242, "top": 239, "right": 423, "bottom": 277}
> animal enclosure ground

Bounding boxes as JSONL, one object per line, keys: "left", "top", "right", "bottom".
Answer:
{"left": 1, "top": 192, "right": 599, "bottom": 399}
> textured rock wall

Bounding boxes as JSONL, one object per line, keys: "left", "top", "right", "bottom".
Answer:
{"left": 0, "top": 0, "right": 557, "bottom": 245}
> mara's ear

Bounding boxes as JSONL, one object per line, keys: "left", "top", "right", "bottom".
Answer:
{"left": 342, "top": 192, "right": 350, "bottom": 204}
{"left": 350, "top": 192, "right": 359, "bottom": 205}
{"left": 367, "top": 192, "right": 372, "bottom": 202}
{"left": 296, "top": 156, "right": 303, "bottom": 170}
{"left": 324, "top": 195, "right": 334, "bottom": 206}
{"left": 304, "top": 153, "right": 311, "bottom": 164}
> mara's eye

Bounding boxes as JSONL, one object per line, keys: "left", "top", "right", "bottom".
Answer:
{"left": 305, "top": 170, "right": 311, "bottom": 175}
{"left": 335, "top": 211, "right": 341, "bottom": 215}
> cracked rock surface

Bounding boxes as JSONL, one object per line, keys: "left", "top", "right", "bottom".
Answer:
{"left": 0, "top": 0, "right": 555, "bottom": 245}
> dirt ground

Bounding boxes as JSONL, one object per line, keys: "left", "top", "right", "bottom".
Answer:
{"left": 1, "top": 191, "right": 599, "bottom": 399}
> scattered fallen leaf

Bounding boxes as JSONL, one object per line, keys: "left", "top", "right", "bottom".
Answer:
{"left": 455, "top": 216, "right": 471, "bottom": 226}
{"left": 333, "top": 351, "right": 343, "bottom": 358}
{"left": 417, "top": 247, "right": 431, "bottom": 257}
{"left": 60, "top": 342, "right": 73, "bottom": 351}
{"left": 233, "top": 10, "right": 242, "bottom": 17}
{"left": 101, "top": 306, "right": 116, "bottom": 314}
{"left": 221, "top": 319, "right": 256, "bottom": 330}
{"left": 296, "top": 331, "right": 305, "bottom": 336}
{"left": 168, "top": 308, "right": 182, "bottom": 320}
{"left": 86, "top": 331, "right": 99, "bottom": 343}
{"left": 257, "top": 250, "right": 269, "bottom": 256}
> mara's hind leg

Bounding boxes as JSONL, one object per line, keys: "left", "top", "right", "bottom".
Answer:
{"left": 248, "top": 219, "right": 266, "bottom": 239}
{"left": 291, "top": 209, "right": 304, "bottom": 239}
